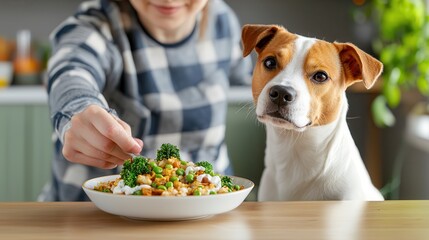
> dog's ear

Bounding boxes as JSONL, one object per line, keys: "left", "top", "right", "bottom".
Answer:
{"left": 241, "top": 24, "right": 280, "bottom": 57}
{"left": 334, "top": 43, "right": 383, "bottom": 89}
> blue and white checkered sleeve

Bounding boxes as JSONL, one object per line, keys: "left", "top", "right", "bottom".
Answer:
{"left": 47, "top": 2, "right": 122, "bottom": 143}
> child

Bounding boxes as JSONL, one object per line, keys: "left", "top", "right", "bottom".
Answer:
{"left": 39, "top": 0, "right": 251, "bottom": 201}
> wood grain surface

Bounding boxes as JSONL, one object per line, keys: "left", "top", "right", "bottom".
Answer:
{"left": 1, "top": 201, "right": 428, "bottom": 240}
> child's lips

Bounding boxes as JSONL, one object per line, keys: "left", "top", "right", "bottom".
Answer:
{"left": 154, "top": 5, "right": 181, "bottom": 15}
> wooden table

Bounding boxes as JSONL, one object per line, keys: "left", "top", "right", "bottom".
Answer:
{"left": 1, "top": 201, "right": 428, "bottom": 240}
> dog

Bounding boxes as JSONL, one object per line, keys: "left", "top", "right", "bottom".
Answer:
{"left": 241, "top": 24, "right": 384, "bottom": 201}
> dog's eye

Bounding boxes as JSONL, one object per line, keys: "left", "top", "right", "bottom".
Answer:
{"left": 263, "top": 57, "right": 277, "bottom": 70}
{"left": 312, "top": 71, "right": 329, "bottom": 83}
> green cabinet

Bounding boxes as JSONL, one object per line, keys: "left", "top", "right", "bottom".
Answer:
{"left": 0, "top": 104, "right": 53, "bottom": 201}
{"left": 225, "top": 103, "right": 266, "bottom": 201}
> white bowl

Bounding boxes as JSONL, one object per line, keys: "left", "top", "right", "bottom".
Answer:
{"left": 82, "top": 174, "right": 254, "bottom": 221}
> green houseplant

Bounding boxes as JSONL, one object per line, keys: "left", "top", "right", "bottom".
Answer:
{"left": 354, "top": 0, "right": 429, "bottom": 199}
{"left": 360, "top": 0, "right": 429, "bottom": 127}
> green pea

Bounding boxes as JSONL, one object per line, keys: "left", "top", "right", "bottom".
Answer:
{"left": 157, "top": 185, "right": 167, "bottom": 191}
{"left": 151, "top": 182, "right": 157, "bottom": 188}
{"left": 132, "top": 190, "right": 142, "bottom": 195}
{"left": 170, "top": 176, "right": 178, "bottom": 182}
{"left": 234, "top": 185, "right": 241, "bottom": 190}
{"left": 155, "top": 174, "right": 163, "bottom": 178}
{"left": 149, "top": 161, "right": 157, "bottom": 168}
{"left": 180, "top": 160, "right": 188, "bottom": 165}
{"left": 186, "top": 174, "right": 194, "bottom": 183}
{"left": 153, "top": 166, "right": 163, "bottom": 174}
{"left": 165, "top": 164, "right": 173, "bottom": 170}
{"left": 165, "top": 181, "right": 173, "bottom": 188}
{"left": 209, "top": 191, "right": 216, "bottom": 195}
{"left": 176, "top": 168, "right": 185, "bottom": 176}
{"left": 193, "top": 190, "right": 201, "bottom": 196}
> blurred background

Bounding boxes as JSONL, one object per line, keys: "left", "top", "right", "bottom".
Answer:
{"left": 0, "top": 0, "right": 428, "bottom": 201}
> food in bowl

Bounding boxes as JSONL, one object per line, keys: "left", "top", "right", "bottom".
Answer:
{"left": 94, "top": 143, "right": 243, "bottom": 196}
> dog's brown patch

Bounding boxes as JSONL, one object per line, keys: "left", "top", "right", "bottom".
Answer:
{"left": 241, "top": 25, "right": 297, "bottom": 103}
{"left": 304, "top": 41, "right": 345, "bottom": 126}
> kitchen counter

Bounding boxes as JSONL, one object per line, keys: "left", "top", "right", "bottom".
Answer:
{"left": 0, "top": 86, "right": 48, "bottom": 104}
{"left": 1, "top": 201, "right": 428, "bottom": 239}
{"left": 0, "top": 85, "right": 253, "bottom": 105}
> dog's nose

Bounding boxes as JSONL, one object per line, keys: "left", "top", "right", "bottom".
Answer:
{"left": 269, "top": 85, "right": 296, "bottom": 106}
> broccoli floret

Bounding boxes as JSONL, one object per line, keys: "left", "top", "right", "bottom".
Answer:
{"left": 131, "top": 156, "right": 150, "bottom": 174}
{"left": 120, "top": 161, "right": 136, "bottom": 187}
{"left": 221, "top": 175, "right": 234, "bottom": 190}
{"left": 196, "top": 161, "right": 214, "bottom": 175}
{"left": 120, "top": 156, "right": 150, "bottom": 187}
{"left": 156, "top": 143, "right": 180, "bottom": 161}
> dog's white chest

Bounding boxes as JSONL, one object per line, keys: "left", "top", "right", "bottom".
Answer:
{"left": 260, "top": 124, "right": 343, "bottom": 201}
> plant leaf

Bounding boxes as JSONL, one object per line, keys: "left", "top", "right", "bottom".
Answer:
{"left": 383, "top": 82, "right": 402, "bottom": 108}
{"left": 372, "top": 95, "right": 396, "bottom": 127}
{"left": 417, "top": 76, "right": 429, "bottom": 95}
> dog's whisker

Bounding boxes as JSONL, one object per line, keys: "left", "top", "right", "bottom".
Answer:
{"left": 346, "top": 115, "right": 361, "bottom": 121}
{"left": 236, "top": 102, "right": 257, "bottom": 121}
{"left": 234, "top": 102, "right": 251, "bottom": 114}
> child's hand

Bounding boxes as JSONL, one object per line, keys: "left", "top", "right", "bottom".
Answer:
{"left": 62, "top": 105, "right": 143, "bottom": 169}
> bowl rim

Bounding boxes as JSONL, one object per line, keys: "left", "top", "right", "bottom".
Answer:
{"left": 82, "top": 174, "right": 255, "bottom": 199}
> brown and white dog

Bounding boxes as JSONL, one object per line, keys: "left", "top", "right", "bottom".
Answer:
{"left": 242, "top": 24, "right": 384, "bottom": 201}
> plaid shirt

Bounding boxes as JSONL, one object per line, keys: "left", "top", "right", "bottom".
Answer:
{"left": 40, "top": 0, "right": 251, "bottom": 201}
